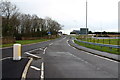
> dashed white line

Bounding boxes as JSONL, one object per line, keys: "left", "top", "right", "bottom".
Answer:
{"left": 40, "top": 62, "right": 44, "bottom": 80}
{"left": 69, "top": 53, "right": 88, "bottom": 63}
{"left": 30, "top": 66, "right": 41, "bottom": 71}
{"left": 43, "top": 47, "right": 47, "bottom": 54}
{"left": 25, "top": 52, "right": 41, "bottom": 59}
{"left": 21, "top": 58, "right": 33, "bottom": 80}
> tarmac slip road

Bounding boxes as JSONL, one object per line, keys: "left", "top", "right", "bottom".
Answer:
{"left": 1, "top": 36, "right": 119, "bottom": 80}
{"left": 44, "top": 36, "right": 119, "bottom": 80}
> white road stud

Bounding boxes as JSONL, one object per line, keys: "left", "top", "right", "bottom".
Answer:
{"left": 13, "top": 44, "right": 21, "bottom": 60}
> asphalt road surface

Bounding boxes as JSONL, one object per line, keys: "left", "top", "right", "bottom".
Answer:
{"left": 1, "top": 36, "right": 119, "bottom": 80}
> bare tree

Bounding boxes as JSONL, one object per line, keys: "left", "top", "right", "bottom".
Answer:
{"left": 1, "top": 0, "right": 62, "bottom": 38}
{"left": 0, "top": 0, "right": 19, "bottom": 37}
{"left": 0, "top": 0, "right": 18, "bottom": 19}
{"left": 45, "top": 17, "right": 62, "bottom": 35}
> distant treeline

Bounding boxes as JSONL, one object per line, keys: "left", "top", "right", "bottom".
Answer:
{"left": 70, "top": 31, "right": 119, "bottom": 35}
{"left": 89, "top": 31, "right": 120, "bottom": 37}
{"left": 0, "top": 0, "right": 63, "bottom": 40}
{"left": 93, "top": 32, "right": 120, "bottom": 34}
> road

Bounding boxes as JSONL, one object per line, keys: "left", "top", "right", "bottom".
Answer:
{"left": 1, "top": 36, "right": 119, "bottom": 80}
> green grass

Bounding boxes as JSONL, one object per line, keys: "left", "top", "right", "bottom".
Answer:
{"left": 2, "top": 39, "right": 51, "bottom": 48}
{"left": 74, "top": 40, "right": 120, "bottom": 55}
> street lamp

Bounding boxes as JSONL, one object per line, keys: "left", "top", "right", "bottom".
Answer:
{"left": 86, "top": 0, "right": 88, "bottom": 40}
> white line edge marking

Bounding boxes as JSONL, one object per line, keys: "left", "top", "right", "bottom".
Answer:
{"left": 66, "top": 40, "right": 76, "bottom": 50}
{"left": 66, "top": 40, "right": 71, "bottom": 47}
{"left": 43, "top": 47, "right": 47, "bottom": 54}
{"left": 72, "top": 40, "right": 75, "bottom": 43}
{"left": 0, "top": 57, "right": 12, "bottom": 61}
{"left": 63, "top": 37, "right": 66, "bottom": 40}
{"left": 0, "top": 57, "right": 30, "bottom": 61}
{"left": 25, "top": 52, "right": 41, "bottom": 59}
{"left": 30, "top": 66, "right": 41, "bottom": 71}
{"left": 40, "top": 62, "right": 44, "bottom": 80}
{"left": 21, "top": 58, "right": 33, "bottom": 80}
{"left": 67, "top": 40, "right": 119, "bottom": 63}
{"left": 49, "top": 43, "right": 53, "bottom": 46}
{"left": 84, "top": 52, "right": 119, "bottom": 63}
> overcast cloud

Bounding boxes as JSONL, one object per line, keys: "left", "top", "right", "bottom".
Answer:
{"left": 10, "top": 0, "right": 120, "bottom": 34}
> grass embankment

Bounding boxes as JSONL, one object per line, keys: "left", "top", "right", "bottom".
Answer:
{"left": 74, "top": 40, "right": 120, "bottom": 55}
{"left": 1, "top": 39, "right": 51, "bottom": 48}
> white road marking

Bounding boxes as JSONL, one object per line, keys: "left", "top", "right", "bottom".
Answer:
{"left": 25, "top": 52, "right": 41, "bottom": 59}
{"left": 30, "top": 66, "right": 40, "bottom": 71}
{"left": 0, "top": 57, "right": 12, "bottom": 61}
{"left": 84, "top": 52, "right": 119, "bottom": 63}
{"left": 68, "top": 52, "right": 88, "bottom": 63}
{"left": 67, "top": 40, "right": 119, "bottom": 63}
{"left": 40, "top": 62, "right": 44, "bottom": 80}
{"left": 0, "top": 57, "right": 30, "bottom": 61}
{"left": 43, "top": 47, "right": 47, "bottom": 54}
{"left": 72, "top": 40, "right": 75, "bottom": 43}
{"left": 49, "top": 43, "right": 53, "bottom": 46}
{"left": 28, "top": 48, "right": 43, "bottom": 52}
{"left": 39, "top": 48, "right": 43, "bottom": 50}
{"left": 66, "top": 40, "right": 71, "bottom": 47}
{"left": 66, "top": 40, "right": 76, "bottom": 50}
{"left": 56, "top": 37, "right": 66, "bottom": 43}
{"left": 63, "top": 37, "right": 66, "bottom": 40}
{"left": 0, "top": 46, "right": 12, "bottom": 50}
{"left": 21, "top": 58, "right": 33, "bottom": 80}
{"left": 72, "top": 46, "right": 77, "bottom": 50}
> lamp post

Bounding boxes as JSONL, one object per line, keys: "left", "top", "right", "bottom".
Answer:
{"left": 86, "top": 0, "right": 88, "bottom": 40}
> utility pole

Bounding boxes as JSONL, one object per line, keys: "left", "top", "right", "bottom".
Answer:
{"left": 86, "top": 0, "right": 88, "bottom": 40}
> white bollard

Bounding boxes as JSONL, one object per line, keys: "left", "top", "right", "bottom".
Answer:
{"left": 13, "top": 44, "right": 21, "bottom": 60}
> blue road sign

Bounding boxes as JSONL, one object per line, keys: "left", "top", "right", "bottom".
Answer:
{"left": 47, "top": 32, "right": 51, "bottom": 35}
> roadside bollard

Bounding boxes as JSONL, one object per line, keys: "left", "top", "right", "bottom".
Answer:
{"left": 13, "top": 44, "right": 21, "bottom": 60}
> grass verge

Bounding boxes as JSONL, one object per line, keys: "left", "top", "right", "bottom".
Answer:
{"left": 74, "top": 40, "right": 120, "bottom": 55}
{"left": 1, "top": 39, "right": 52, "bottom": 48}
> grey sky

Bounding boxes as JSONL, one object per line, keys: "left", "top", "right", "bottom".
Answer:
{"left": 10, "top": 0, "right": 119, "bottom": 34}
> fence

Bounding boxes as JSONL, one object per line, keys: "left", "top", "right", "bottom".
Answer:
{"left": 22, "top": 35, "right": 58, "bottom": 40}
{"left": 76, "top": 39, "right": 120, "bottom": 48}
{"left": 1, "top": 37, "right": 15, "bottom": 44}
{"left": 75, "top": 39, "right": 120, "bottom": 54}
{"left": 78, "top": 38, "right": 120, "bottom": 46}
{"left": 1, "top": 35, "right": 58, "bottom": 44}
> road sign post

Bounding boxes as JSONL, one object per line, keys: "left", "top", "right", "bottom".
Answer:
{"left": 13, "top": 44, "right": 21, "bottom": 60}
